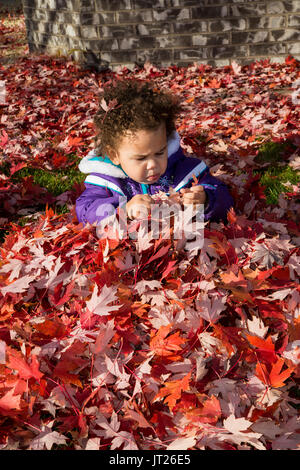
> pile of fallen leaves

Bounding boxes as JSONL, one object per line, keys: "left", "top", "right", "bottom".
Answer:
{"left": 0, "top": 43, "right": 300, "bottom": 449}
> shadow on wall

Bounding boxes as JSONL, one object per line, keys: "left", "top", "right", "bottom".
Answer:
{"left": 21, "top": 0, "right": 110, "bottom": 72}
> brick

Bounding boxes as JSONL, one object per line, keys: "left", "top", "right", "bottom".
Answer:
{"left": 28, "top": 9, "right": 46, "bottom": 21}
{"left": 209, "top": 18, "right": 247, "bottom": 32}
{"left": 248, "top": 16, "right": 286, "bottom": 29}
{"left": 231, "top": 58, "right": 254, "bottom": 66}
{"left": 80, "top": 26, "right": 99, "bottom": 39}
{"left": 137, "top": 36, "right": 158, "bottom": 48}
{"left": 288, "top": 15, "right": 300, "bottom": 27}
{"left": 266, "top": 1, "right": 297, "bottom": 14}
{"left": 101, "top": 50, "right": 137, "bottom": 62}
{"left": 52, "top": 23, "right": 64, "bottom": 35}
{"left": 229, "top": 4, "right": 266, "bottom": 17}
{"left": 135, "top": 23, "right": 174, "bottom": 36}
{"left": 67, "top": 37, "right": 86, "bottom": 48}
{"left": 56, "top": 0, "right": 69, "bottom": 8}
{"left": 76, "top": 0, "right": 93, "bottom": 9}
{"left": 55, "top": 11, "right": 74, "bottom": 23}
{"left": 40, "top": 0, "right": 55, "bottom": 8}
{"left": 207, "top": 59, "right": 230, "bottom": 67}
{"left": 156, "top": 35, "right": 192, "bottom": 48}
{"left": 22, "top": 0, "right": 36, "bottom": 6}
{"left": 136, "top": 49, "right": 173, "bottom": 64}
{"left": 269, "top": 29, "right": 300, "bottom": 42}
{"left": 173, "top": 21, "right": 208, "bottom": 34}
{"left": 193, "top": 33, "right": 229, "bottom": 46}
{"left": 210, "top": 45, "right": 248, "bottom": 59}
{"left": 100, "top": 25, "right": 136, "bottom": 38}
{"left": 175, "top": 61, "right": 209, "bottom": 67}
{"left": 94, "top": 0, "right": 132, "bottom": 11}
{"left": 65, "top": 24, "right": 79, "bottom": 37}
{"left": 232, "top": 31, "right": 269, "bottom": 44}
{"left": 153, "top": 8, "right": 189, "bottom": 21}
{"left": 179, "top": 0, "right": 219, "bottom": 5}
{"left": 96, "top": 39, "right": 119, "bottom": 51}
{"left": 136, "top": 24, "right": 150, "bottom": 36}
{"left": 117, "top": 10, "right": 153, "bottom": 23}
{"left": 174, "top": 48, "right": 211, "bottom": 60}
{"left": 119, "top": 37, "right": 140, "bottom": 49}
{"left": 191, "top": 6, "right": 228, "bottom": 19}
{"left": 286, "top": 43, "right": 300, "bottom": 54}
{"left": 80, "top": 12, "right": 115, "bottom": 25}
{"left": 249, "top": 44, "right": 286, "bottom": 55}
{"left": 133, "top": 0, "right": 180, "bottom": 7}
{"left": 267, "top": 1, "right": 284, "bottom": 13}
{"left": 46, "top": 35, "right": 68, "bottom": 47}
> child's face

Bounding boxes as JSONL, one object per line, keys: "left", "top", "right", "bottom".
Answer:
{"left": 110, "top": 122, "right": 168, "bottom": 184}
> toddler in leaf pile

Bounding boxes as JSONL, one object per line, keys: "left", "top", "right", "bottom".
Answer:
{"left": 75, "top": 79, "right": 234, "bottom": 227}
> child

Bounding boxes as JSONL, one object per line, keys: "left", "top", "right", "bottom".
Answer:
{"left": 75, "top": 79, "right": 234, "bottom": 227}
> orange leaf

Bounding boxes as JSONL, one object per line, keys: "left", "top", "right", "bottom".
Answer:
{"left": 6, "top": 348, "right": 43, "bottom": 382}
{"left": 67, "top": 136, "right": 84, "bottom": 147}
{"left": 186, "top": 395, "right": 221, "bottom": 425}
{"left": 33, "top": 318, "right": 67, "bottom": 339}
{"left": 0, "top": 302, "right": 14, "bottom": 321}
{"left": 154, "top": 372, "right": 191, "bottom": 410}
{"left": 230, "top": 128, "right": 244, "bottom": 141}
{"left": 150, "top": 324, "right": 185, "bottom": 358}
{"left": 33, "top": 229, "right": 44, "bottom": 239}
{"left": 208, "top": 78, "right": 221, "bottom": 89}
{"left": 246, "top": 334, "right": 275, "bottom": 352}
{"left": 220, "top": 267, "right": 248, "bottom": 289}
{"left": 256, "top": 357, "right": 295, "bottom": 388}
{"left": 246, "top": 334, "right": 277, "bottom": 364}
{"left": 0, "top": 388, "right": 22, "bottom": 411}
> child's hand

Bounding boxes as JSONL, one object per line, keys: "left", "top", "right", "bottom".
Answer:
{"left": 179, "top": 185, "right": 207, "bottom": 206}
{"left": 126, "top": 194, "right": 153, "bottom": 220}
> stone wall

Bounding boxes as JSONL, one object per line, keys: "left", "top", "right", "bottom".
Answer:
{"left": 22, "top": 0, "right": 300, "bottom": 70}
{"left": 0, "top": 0, "right": 23, "bottom": 13}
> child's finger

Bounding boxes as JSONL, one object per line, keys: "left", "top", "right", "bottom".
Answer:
{"left": 182, "top": 192, "right": 206, "bottom": 203}
{"left": 189, "top": 185, "right": 204, "bottom": 192}
{"left": 180, "top": 186, "right": 204, "bottom": 194}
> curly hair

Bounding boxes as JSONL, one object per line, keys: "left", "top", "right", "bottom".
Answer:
{"left": 92, "top": 78, "right": 182, "bottom": 157}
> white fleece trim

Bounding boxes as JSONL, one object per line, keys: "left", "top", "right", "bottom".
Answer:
{"left": 78, "top": 131, "right": 181, "bottom": 177}
{"left": 85, "top": 175, "right": 125, "bottom": 195}
{"left": 167, "top": 130, "right": 181, "bottom": 157}
{"left": 79, "top": 153, "right": 127, "bottom": 178}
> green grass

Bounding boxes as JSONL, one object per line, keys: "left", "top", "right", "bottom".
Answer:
{"left": 255, "top": 140, "right": 294, "bottom": 165}
{"left": 258, "top": 165, "right": 300, "bottom": 204}
{"left": 10, "top": 164, "right": 85, "bottom": 196}
{"left": 0, "top": 159, "right": 84, "bottom": 244}
{"left": 253, "top": 140, "right": 299, "bottom": 205}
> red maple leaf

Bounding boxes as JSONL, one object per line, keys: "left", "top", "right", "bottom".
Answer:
{"left": 6, "top": 348, "right": 43, "bottom": 382}
{"left": 0, "top": 388, "right": 22, "bottom": 411}
{"left": 246, "top": 334, "right": 277, "bottom": 364}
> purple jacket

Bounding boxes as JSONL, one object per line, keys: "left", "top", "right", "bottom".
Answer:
{"left": 75, "top": 131, "right": 234, "bottom": 226}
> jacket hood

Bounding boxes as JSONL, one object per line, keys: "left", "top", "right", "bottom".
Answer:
{"left": 78, "top": 130, "right": 181, "bottom": 179}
